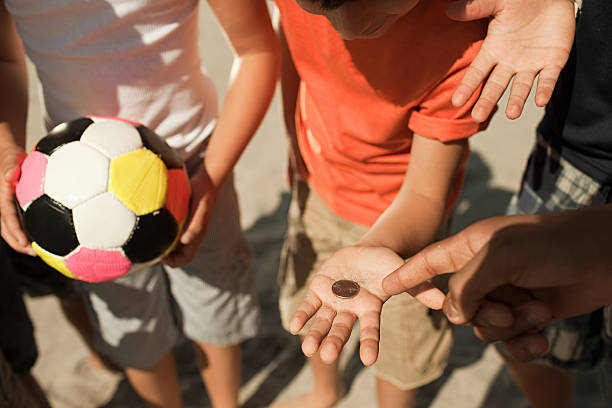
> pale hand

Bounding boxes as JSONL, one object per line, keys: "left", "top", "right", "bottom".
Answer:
{"left": 163, "top": 167, "right": 218, "bottom": 267}
{"left": 0, "top": 145, "right": 34, "bottom": 255}
{"left": 447, "top": 0, "right": 576, "bottom": 122}
{"left": 289, "top": 245, "right": 407, "bottom": 366}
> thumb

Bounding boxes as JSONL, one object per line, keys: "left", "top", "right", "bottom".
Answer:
{"left": 4, "top": 165, "right": 21, "bottom": 186}
{"left": 444, "top": 241, "right": 518, "bottom": 324}
{"left": 446, "top": 0, "right": 498, "bottom": 22}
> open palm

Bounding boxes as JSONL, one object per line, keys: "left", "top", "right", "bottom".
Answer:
{"left": 448, "top": 0, "right": 576, "bottom": 122}
{"left": 289, "top": 245, "right": 405, "bottom": 366}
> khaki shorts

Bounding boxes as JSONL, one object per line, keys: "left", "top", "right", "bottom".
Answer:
{"left": 278, "top": 180, "right": 452, "bottom": 389}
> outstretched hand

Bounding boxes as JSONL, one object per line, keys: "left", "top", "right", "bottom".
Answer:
{"left": 289, "top": 245, "right": 442, "bottom": 366}
{"left": 447, "top": 0, "right": 575, "bottom": 122}
{"left": 289, "top": 246, "right": 403, "bottom": 366}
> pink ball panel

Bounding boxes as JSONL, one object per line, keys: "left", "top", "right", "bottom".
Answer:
{"left": 16, "top": 151, "right": 47, "bottom": 208}
{"left": 65, "top": 247, "right": 133, "bottom": 282}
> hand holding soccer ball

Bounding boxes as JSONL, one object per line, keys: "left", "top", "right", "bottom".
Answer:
{"left": 15, "top": 116, "right": 191, "bottom": 282}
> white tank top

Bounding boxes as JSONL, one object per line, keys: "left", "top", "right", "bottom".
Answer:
{"left": 6, "top": 0, "right": 218, "bottom": 159}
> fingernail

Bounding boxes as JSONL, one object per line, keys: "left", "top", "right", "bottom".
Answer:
{"left": 452, "top": 93, "right": 466, "bottom": 107}
{"left": 447, "top": 295, "right": 460, "bottom": 322}
{"left": 472, "top": 109, "right": 485, "bottom": 123}
{"left": 507, "top": 105, "right": 520, "bottom": 118}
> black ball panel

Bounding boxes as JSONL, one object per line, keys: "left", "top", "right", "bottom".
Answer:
{"left": 15, "top": 198, "right": 30, "bottom": 241}
{"left": 23, "top": 195, "right": 79, "bottom": 256}
{"left": 36, "top": 117, "right": 94, "bottom": 155}
{"left": 123, "top": 208, "right": 178, "bottom": 263}
{"left": 137, "top": 125, "right": 184, "bottom": 170}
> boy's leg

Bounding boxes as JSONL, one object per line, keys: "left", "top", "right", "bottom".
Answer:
{"left": 124, "top": 351, "right": 182, "bottom": 408}
{"left": 499, "top": 352, "right": 573, "bottom": 408}
{"left": 373, "top": 291, "right": 452, "bottom": 408}
{"left": 376, "top": 378, "right": 417, "bottom": 408}
{"left": 306, "top": 352, "right": 345, "bottom": 404}
{"left": 271, "top": 351, "right": 344, "bottom": 408}
{"left": 164, "top": 174, "right": 260, "bottom": 408}
{"left": 270, "top": 345, "right": 344, "bottom": 408}
{"left": 78, "top": 266, "right": 183, "bottom": 406}
{"left": 193, "top": 342, "right": 241, "bottom": 408}
{"left": 496, "top": 311, "right": 600, "bottom": 408}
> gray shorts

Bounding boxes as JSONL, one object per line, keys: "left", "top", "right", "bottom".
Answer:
{"left": 78, "top": 167, "right": 260, "bottom": 369}
{"left": 506, "top": 133, "right": 612, "bottom": 371}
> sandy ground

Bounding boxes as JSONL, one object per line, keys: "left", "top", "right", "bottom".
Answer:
{"left": 21, "top": 3, "right": 608, "bottom": 408}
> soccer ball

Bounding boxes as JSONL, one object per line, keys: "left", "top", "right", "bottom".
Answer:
{"left": 15, "top": 116, "right": 191, "bottom": 283}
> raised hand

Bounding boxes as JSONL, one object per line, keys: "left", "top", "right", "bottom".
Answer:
{"left": 289, "top": 245, "right": 406, "bottom": 366}
{"left": 447, "top": 0, "right": 576, "bottom": 122}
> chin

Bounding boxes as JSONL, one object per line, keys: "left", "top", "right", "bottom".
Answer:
{"left": 357, "top": 30, "right": 388, "bottom": 40}
{"left": 357, "top": 27, "right": 390, "bottom": 40}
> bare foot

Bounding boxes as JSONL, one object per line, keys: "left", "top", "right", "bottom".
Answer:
{"left": 270, "top": 381, "right": 346, "bottom": 408}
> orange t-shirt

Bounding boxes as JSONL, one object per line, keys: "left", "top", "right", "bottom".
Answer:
{"left": 275, "top": 0, "right": 487, "bottom": 227}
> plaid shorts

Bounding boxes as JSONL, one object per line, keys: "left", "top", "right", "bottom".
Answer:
{"left": 507, "top": 133, "right": 612, "bottom": 372}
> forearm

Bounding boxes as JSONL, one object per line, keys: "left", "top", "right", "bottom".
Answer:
{"left": 0, "top": 5, "right": 28, "bottom": 153}
{"left": 203, "top": 49, "right": 280, "bottom": 187}
{"left": 358, "top": 188, "right": 447, "bottom": 258}
{"left": 519, "top": 205, "right": 612, "bottom": 316}
{"left": 203, "top": 0, "right": 280, "bottom": 188}
{"left": 0, "top": 62, "right": 27, "bottom": 150}
{"left": 278, "top": 22, "right": 299, "bottom": 139}
{"left": 358, "top": 135, "right": 467, "bottom": 258}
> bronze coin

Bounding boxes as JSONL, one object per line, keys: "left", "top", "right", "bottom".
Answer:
{"left": 331, "top": 280, "right": 360, "bottom": 299}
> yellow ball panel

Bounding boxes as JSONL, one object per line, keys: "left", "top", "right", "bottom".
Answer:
{"left": 32, "top": 242, "right": 76, "bottom": 279}
{"left": 109, "top": 149, "right": 168, "bottom": 215}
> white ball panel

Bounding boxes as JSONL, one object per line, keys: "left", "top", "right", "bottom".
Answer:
{"left": 45, "top": 142, "right": 110, "bottom": 209}
{"left": 73, "top": 192, "right": 136, "bottom": 248}
{"left": 48, "top": 121, "right": 70, "bottom": 134}
{"left": 81, "top": 118, "right": 143, "bottom": 159}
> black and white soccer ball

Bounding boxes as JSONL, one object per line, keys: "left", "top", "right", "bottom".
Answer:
{"left": 16, "top": 116, "right": 191, "bottom": 282}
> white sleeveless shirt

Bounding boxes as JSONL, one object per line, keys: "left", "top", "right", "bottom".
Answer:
{"left": 6, "top": 0, "right": 218, "bottom": 159}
